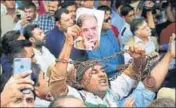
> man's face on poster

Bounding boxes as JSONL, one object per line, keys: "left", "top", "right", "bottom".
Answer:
{"left": 80, "top": 15, "right": 98, "bottom": 50}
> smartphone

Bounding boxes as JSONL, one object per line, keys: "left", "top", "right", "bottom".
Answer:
{"left": 13, "top": 58, "right": 32, "bottom": 94}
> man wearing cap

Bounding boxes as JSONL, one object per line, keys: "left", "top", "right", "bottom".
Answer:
{"left": 48, "top": 24, "right": 176, "bottom": 107}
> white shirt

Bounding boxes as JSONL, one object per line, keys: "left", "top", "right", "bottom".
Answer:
{"left": 124, "top": 36, "right": 156, "bottom": 64}
{"left": 34, "top": 46, "right": 56, "bottom": 73}
{"left": 67, "top": 73, "right": 135, "bottom": 107}
{"left": 119, "top": 22, "right": 133, "bottom": 49}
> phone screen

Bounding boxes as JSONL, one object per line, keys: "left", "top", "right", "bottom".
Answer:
{"left": 13, "top": 58, "right": 32, "bottom": 94}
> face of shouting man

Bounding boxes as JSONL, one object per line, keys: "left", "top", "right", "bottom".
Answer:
{"left": 81, "top": 64, "right": 109, "bottom": 96}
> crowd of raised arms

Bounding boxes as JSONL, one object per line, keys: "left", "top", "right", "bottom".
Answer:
{"left": 0, "top": 0, "right": 175, "bottom": 107}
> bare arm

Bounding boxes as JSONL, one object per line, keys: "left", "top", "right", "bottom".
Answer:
{"left": 144, "top": 33, "right": 175, "bottom": 92}
{"left": 166, "top": 4, "right": 175, "bottom": 22}
{"left": 146, "top": 11, "right": 155, "bottom": 29}
{"left": 145, "top": 1, "right": 156, "bottom": 28}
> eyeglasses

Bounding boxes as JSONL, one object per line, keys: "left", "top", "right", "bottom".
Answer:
{"left": 104, "top": 17, "right": 111, "bottom": 23}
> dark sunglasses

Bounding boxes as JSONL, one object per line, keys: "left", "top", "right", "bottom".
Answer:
{"left": 104, "top": 17, "right": 111, "bottom": 23}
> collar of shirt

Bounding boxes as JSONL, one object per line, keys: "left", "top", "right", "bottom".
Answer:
{"left": 45, "top": 12, "right": 53, "bottom": 18}
{"left": 134, "top": 36, "right": 152, "bottom": 44}
{"left": 5, "top": 9, "right": 20, "bottom": 15}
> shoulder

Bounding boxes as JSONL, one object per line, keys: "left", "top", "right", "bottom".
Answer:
{"left": 125, "top": 36, "right": 135, "bottom": 46}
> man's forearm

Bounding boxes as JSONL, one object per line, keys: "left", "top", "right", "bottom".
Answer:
{"left": 144, "top": 53, "right": 173, "bottom": 92}
{"left": 49, "top": 39, "right": 73, "bottom": 98}
{"left": 146, "top": 11, "right": 155, "bottom": 28}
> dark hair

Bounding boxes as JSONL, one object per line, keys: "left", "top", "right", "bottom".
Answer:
{"left": 61, "top": 0, "right": 76, "bottom": 8}
{"left": 6, "top": 40, "right": 32, "bottom": 63}
{"left": 23, "top": 24, "right": 39, "bottom": 40}
{"left": 130, "top": 17, "right": 145, "bottom": 35}
{"left": 147, "top": 98, "right": 175, "bottom": 107}
{"left": 23, "top": 2, "right": 36, "bottom": 11}
{"left": 2, "top": 30, "right": 21, "bottom": 55}
{"left": 115, "top": 0, "right": 131, "bottom": 9}
{"left": 120, "top": 4, "right": 134, "bottom": 16}
{"left": 49, "top": 95, "right": 82, "bottom": 107}
{"left": 97, "top": 5, "right": 112, "bottom": 13}
{"left": 31, "top": 63, "right": 41, "bottom": 86}
{"left": 54, "top": 8, "right": 69, "bottom": 22}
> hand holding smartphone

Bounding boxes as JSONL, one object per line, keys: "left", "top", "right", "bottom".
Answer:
{"left": 13, "top": 58, "right": 32, "bottom": 94}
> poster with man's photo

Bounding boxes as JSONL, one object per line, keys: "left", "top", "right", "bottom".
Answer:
{"left": 74, "top": 8, "right": 104, "bottom": 50}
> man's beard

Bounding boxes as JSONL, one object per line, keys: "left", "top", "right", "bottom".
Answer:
{"left": 35, "top": 40, "right": 45, "bottom": 48}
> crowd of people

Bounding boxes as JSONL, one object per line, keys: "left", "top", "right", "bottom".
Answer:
{"left": 0, "top": 0, "right": 175, "bottom": 107}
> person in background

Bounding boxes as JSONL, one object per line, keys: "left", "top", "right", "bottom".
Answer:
{"left": 49, "top": 96, "right": 85, "bottom": 107}
{"left": 124, "top": 17, "right": 159, "bottom": 64}
{"left": 45, "top": 8, "right": 87, "bottom": 60}
{"left": 147, "top": 98, "right": 175, "bottom": 107}
{"left": 36, "top": 0, "right": 60, "bottom": 33}
{"left": 23, "top": 24, "right": 55, "bottom": 73}
{"left": 119, "top": 4, "right": 135, "bottom": 49}
{"left": 1, "top": 0, "right": 24, "bottom": 37}
{"left": 14, "top": 2, "right": 38, "bottom": 34}
{"left": 80, "top": 0, "right": 95, "bottom": 9}
{"left": 61, "top": 0, "right": 77, "bottom": 21}
{"left": 1, "top": 30, "right": 25, "bottom": 73}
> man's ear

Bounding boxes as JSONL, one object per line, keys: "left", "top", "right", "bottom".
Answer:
{"left": 135, "top": 31, "right": 139, "bottom": 35}
{"left": 29, "top": 37, "right": 35, "bottom": 43}
{"left": 34, "top": 86, "right": 40, "bottom": 97}
{"left": 56, "top": 21, "right": 61, "bottom": 28}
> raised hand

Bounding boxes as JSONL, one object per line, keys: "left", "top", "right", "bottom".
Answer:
{"left": 167, "top": 33, "right": 175, "bottom": 58}
{"left": 64, "top": 25, "right": 81, "bottom": 46}
{"left": 124, "top": 98, "right": 135, "bottom": 108}
{"left": 1, "top": 71, "right": 34, "bottom": 107}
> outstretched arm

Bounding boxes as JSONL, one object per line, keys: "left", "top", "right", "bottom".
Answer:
{"left": 144, "top": 33, "right": 175, "bottom": 92}
{"left": 48, "top": 25, "right": 80, "bottom": 98}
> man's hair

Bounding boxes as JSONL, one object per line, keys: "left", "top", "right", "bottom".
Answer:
{"left": 23, "top": 24, "right": 39, "bottom": 40}
{"left": 77, "top": 14, "right": 98, "bottom": 27}
{"left": 75, "top": 59, "right": 99, "bottom": 83}
{"left": 23, "top": 2, "right": 36, "bottom": 11}
{"left": 6, "top": 40, "right": 32, "bottom": 63}
{"left": 147, "top": 98, "right": 175, "bottom": 107}
{"left": 31, "top": 63, "right": 41, "bottom": 86}
{"left": 48, "top": 0, "right": 61, "bottom": 8}
{"left": 120, "top": 4, "right": 134, "bottom": 16}
{"left": 97, "top": 5, "right": 112, "bottom": 13}
{"left": 2, "top": 30, "right": 21, "bottom": 55}
{"left": 54, "top": 8, "right": 69, "bottom": 22}
{"left": 49, "top": 95, "right": 82, "bottom": 107}
{"left": 61, "top": 0, "right": 76, "bottom": 8}
{"left": 130, "top": 17, "right": 145, "bottom": 35}
{"left": 115, "top": 0, "right": 131, "bottom": 9}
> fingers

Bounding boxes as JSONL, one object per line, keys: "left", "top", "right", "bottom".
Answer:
{"left": 16, "top": 78, "right": 34, "bottom": 85}
{"left": 170, "top": 33, "right": 175, "bottom": 42}
{"left": 17, "top": 84, "right": 34, "bottom": 91}
{"left": 14, "top": 70, "right": 32, "bottom": 79}
{"left": 128, "top": 45, "right": 146, "bottom": 56}
{"left": 67, "top": 25, "right": 81, "bottom": 39}
{"left": 124, "top": 98, "right": 135, "bottom": 107}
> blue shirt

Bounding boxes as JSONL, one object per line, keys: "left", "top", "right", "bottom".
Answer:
{"left": 0, "top": 55, "right": 12, "bottom": 73}
{"left": 111, "top": 10, "right": 125, "bottom": 32}
{"left": 45, "top": 27, "right": 87, "bottom": 60}
{"left": 86, "top": 30, "right": 124, "bottom": 77}
{"left": 35, "top": 13, "right": 55, "bottom": 33}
